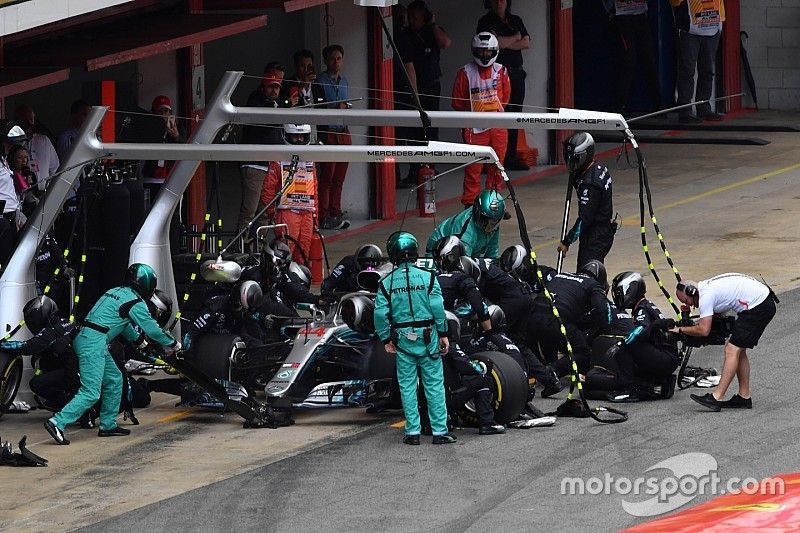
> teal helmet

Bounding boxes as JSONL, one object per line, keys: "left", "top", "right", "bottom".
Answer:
{"left": 472, "top": 190, "right": 506, "bottom": 234}
{"left": 386, "top": 231, "right": 419, "bottom": 264}
{"left": 125, "top": 263, "right": 158, "bottom": 298}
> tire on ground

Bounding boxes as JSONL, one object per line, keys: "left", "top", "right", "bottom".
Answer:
{"left": 190, "top": 334, "right": 241, "bottom": 381}
{"left": 457, "top": 351, "right": 528, "bottom": 426}
{"left": 0, "top": 351, "right": 23, "bottom": 419}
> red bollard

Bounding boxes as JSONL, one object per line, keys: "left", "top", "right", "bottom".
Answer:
{"left": 310, "top": 232, "right": 324, "bottom": 284}
{"left": 417, "top": 164, "right": 436, "bottom": 217}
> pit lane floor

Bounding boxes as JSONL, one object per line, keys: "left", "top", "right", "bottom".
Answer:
{"left": 80, "top": 286, "right": 800, "bottom": 532}
{"left": 2, "top": 110, "right": 799, "bottom": 532}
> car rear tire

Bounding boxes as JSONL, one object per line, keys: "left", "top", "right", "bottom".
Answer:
{"left": 0, "top": 351, "right": 23, "bottom": 419}
{"left": 457, "top": 351, "right": 528, "bottom": 426}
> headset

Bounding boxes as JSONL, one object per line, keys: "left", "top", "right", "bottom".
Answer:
{"left": 676, "top": 282, "right": 698, "bottom": 299}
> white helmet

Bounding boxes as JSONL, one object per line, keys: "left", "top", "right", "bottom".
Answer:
{"left": 282, "top": 123, "right": 311, "bottom": 145}
{"left": 472, "top": 32, "right": 499, "bottom": 68}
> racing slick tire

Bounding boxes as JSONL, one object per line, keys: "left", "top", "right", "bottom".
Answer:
{"left": 457, "top": 351, "right": 528, "bottom": 426}
{"left": 191, "top": 334, "right": 242, "bottom": 381}
{"left": 0, "top": 351, "right": 23, "bottom": 419}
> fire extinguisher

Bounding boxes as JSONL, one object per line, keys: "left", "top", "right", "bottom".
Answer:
{"left": 417, "top": 164, "right": 436, "bottom": 218}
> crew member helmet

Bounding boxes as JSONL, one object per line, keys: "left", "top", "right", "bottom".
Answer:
{"left": 472, "top": 190, "right": 506, "bottom": 234}
{"left": 288, "top": 262, "right": 312, "bottom": 290}
{"left": 150, "top": 289, "right": 173, "bottom": 328}
{"left": 563, "top": 132, "right": 595, "bottom": 176}
{"left": 611, "top": 271, "right": 647, "bottom": 311}
{"left": 433, "top": 236, "right": 466, "bottom": 273}
{"left": 386, "top": 231, "right": 419, "bottom": 264}
{"left": 472, "top": 32, "right": 500, "bottom": 68}
{"left": 579, "top": 259, "right": 609, "bottom": 294}
{"left": 237, "top": 280, "right": 264, "bottom": 310}
{"left": 125, "top": 263, "right": 158, "bottom": 299}
{"left": 23, "top": 295, "right": 59, "bottom": 335}
{"left": 355, "top": 244, "right": 383, "bottom": 270}
{"left": 282, "top": 123, "right": 311, "bottom": 145}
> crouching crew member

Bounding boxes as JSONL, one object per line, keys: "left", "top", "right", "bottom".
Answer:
{"left": 674, "top": 274, "right": 778, "bottom": 411}
{"left": 1, "top": 296, "right": 79, "bottom": 413}
{"left": 605, "top": 272, "right": 680, "bottom": 387}
{"left": 374, "top": 231, "right": 456, "bottom": 445}
{"left": 44, "top": 263, "right": 179, "bottom": 445}
{"left": 526, "top": 263, "right": 612, "bottom": 378}
{"left": 443, "top": 312, "right": 505, "bottom": 435}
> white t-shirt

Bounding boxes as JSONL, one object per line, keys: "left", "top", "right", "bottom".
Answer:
{"left": 27, "top": 133, "right": 60, "bottom": 189}
{"left": 697, "top": 273, "right": 770, "bottom": 318}
{"left": 0, "top": 158, "right": 20, "bottom": 214}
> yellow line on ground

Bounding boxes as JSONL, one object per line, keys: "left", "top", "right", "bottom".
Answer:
{"left": 390, "top": 420, "right": 405, "bottom": 429}
{"left": 157, "top": 410, "right": 194, "bottom": 424}
{"left": 532, "top": 161, "right": 800, "bottom": 250}
{"left": 621, "top": 160, "right": 800, "bottom": 225}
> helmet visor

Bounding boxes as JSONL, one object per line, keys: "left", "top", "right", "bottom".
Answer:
{"left": 477, "top": 213, "right": 502, "bottom": 234}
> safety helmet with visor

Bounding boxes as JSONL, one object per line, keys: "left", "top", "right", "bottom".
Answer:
{"left": 472, "top": 32, "right": 500, "bottom": 68}
{"left": 282, "top": 123, "right": 311, "bottom": 145}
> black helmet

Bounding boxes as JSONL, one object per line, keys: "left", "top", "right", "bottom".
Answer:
{"left": 457, "top": 256, "right": 481, "bottom": 284}
{"left": 23, "top": 295, "right": 59, "bottom": 335}
{"left": 125, "top": 263, "right": 158, "bottom": 298}
{"left": 237, "top": 280, "right": 264, "bottom": 310}
{"left": 150, "top": 289, "right": 173, "bottom": 328}
{"left": 340, "top": 294, "right": 375, "bottom": 335}
{"left": 487, "top": 304, "right": 506, "bottom": 331}
{"left": 563, "top": 132, "right": 595, "bottom": 176}
{"left": 433, "top": 236, "right": 466, "bottom": 273}
{"left": 263, "top": 238, "right": 292, "bottom": 277}
{"left": 499, "top": 244, "right": 530, "bottom": 278}
{"left": 579, "top": 260, "right": 609, "bottom": 294}
{"left": 612, "top": 271, "right": 647, "bottom": 310}
{"left": 445, "top": 310, "right": 461, "bottom": 340}
{"left": 288, "top": 262, "right": 312, "bottom": 290}
{"left": 355, "top": 244, "right": 383, "bottom": 270}
{"left": 386, "top": 231, "right": 418, "bottom": 264}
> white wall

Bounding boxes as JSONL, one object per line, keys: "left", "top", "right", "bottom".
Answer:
{"left": 315, "top": 1, "right": 370, "bottom": 219}
{"left": 741, "top": 0, "right": 800, "bottom": 110}
{"left": 1, "top": 0, "right": 134, "bottom": 36}
{"left": 137, "top": 52, "right": 178, "bottom": 112}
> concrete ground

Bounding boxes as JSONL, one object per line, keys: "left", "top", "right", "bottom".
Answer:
{"left": 2, "top": 110, "right": 800, "bottom": 532}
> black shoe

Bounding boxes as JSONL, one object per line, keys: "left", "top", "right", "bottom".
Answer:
{"left": 701, "top": 112, "right": 723, "bottom": 121}
{"left": 722, "top": 394, "right": 752, "bottom": 409}
{"left": 403, "top": 434, "right": 420, "bottom": 445}
{"left": 98, "top": 426, "right": 131, "bottom": 437}
{"left": 432, "top": 433, "right": 457, "bottom": 444}
{"left": 690, "top": 393, "right": 723, "bottom": 412}
{"left": 679, "top": 114, "right": 702, "bottom": 124}
{"left": 43, "top": 419, "right": 69, "bottom": 445}
{"left": 541, "top": 381, "right": 564, "bottom": 399}
{"left": 479, "top": 424, "right": 506, "bottom": 435}
{"left": 504, "top": 158, "right": 530, "bottom": 171}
